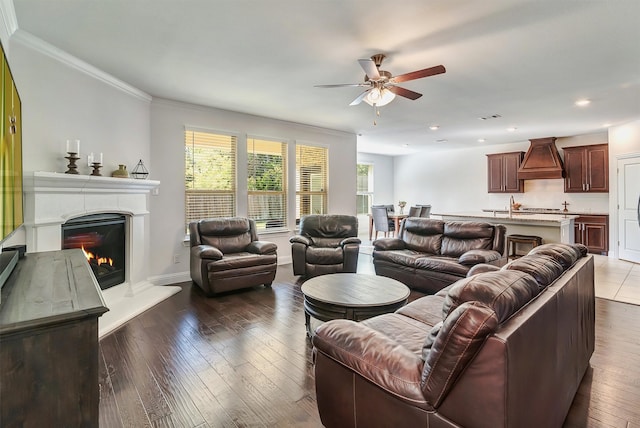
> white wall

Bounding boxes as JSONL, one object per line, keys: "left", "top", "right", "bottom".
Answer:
{"left": 150, "top": 98, "right": 357, "bottom": 281}
{"left": 3, "top": 31, "right": 151, "bottom": 248}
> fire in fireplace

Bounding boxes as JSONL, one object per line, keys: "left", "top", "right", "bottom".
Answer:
{"left": 62, "top": 213, "right": 126, "bottom": 290}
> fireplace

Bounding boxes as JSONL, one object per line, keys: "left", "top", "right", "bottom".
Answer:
{"left": 62, "top": 213, "right": 127, "bottom": 290}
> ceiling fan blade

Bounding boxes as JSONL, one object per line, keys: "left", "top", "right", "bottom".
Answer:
{"left": 358, "top": 59, "right": 381, "bottom": 80}
{"left": 349, "top": 89, "right": 371, "bottom": 106}
{"left": 391, "top": 65, "right": 446, "bottom": 83}
{"left": 315, "top": 83, "right": 369, "bottom": 88}
{"left": 388, "top": 86, "right": 423, "bottom": 100}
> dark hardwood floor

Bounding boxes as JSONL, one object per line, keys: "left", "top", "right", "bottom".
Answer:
{"left": 99, "top": 256, "right": 640, "bottom": 427}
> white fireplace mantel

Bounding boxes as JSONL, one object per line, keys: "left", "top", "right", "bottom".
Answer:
{"left": 23, "top": 171, "right": 178, "bottom": 337}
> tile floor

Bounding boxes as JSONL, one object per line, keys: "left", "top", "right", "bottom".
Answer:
{"left": 593, "top": 254, "right": 640, "bottom": 305}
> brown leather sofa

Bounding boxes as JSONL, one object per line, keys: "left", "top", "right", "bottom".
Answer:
{"left": 312, "top": 243, "right": 594, "bottom": 428}
{"left": 373, "top": 218, "right": 507, "bottom": 294}
{"left": 189, "top": 217, "right": 277, "bottom": 296}
{"left": 290, "top": 214, "right": 361, "bottom": 277}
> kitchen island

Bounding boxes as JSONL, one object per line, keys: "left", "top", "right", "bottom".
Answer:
{"left": 433, "top": 211, "right": 579, "bottom": 245}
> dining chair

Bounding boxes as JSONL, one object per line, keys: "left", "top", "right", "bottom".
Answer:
{"left": 408, "top": 206, "right": 421, "bottom": 217}
{"left": 417, "top": 204, "right": 432, "bottom": 218}
{"left": 371, "top": 206, "right": 394, "bottom": 239}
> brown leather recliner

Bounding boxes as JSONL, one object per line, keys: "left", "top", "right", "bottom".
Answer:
{"left": 189, "top": 217, "right": 277, "bottom": 296}
{"left": 290, "top": 214, "right": 361, "bottom": 277}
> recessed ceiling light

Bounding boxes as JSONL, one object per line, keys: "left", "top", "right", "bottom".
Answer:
{"left": 507, "top": 127, "right": 517, "bottom": 132}
{"left": 575, "top": 99, "right": 591, "bottom": 107}
{"left": 436, "top": 139, "right": 448, "bottom": 143}
{"left": 402, "top": 144, "right": 409, "bottom": 147}
{"left": 602, "top": 123, "right": 612, "bottom": 128}
{"left": 478, "top": 138, "right": 486, "bottom": 143}
{"left": 429, "top": 125, "right": 440, "bottom": 130}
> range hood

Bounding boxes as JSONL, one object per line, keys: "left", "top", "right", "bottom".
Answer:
{"left": 517, "top": 137, "right": 565, "bottom": 180}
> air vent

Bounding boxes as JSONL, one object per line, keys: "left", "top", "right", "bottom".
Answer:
{"left": 479, "top": 114, "right": 502, "bottom": 120}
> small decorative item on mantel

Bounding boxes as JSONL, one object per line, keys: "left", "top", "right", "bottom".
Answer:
{"left": 111, "top": 164, "right": 129, "bottom": 178}
{"left": 88, "top": 152, "right": 103, "bottom": 176}
{"left": 64, "top": 139, "right": 81, "bottom": 174}
{"left": 131, "top": 159, "right": 149, "bottom": 180}
{"left": 398, "top": 200, "right": 407, "bottom": 215}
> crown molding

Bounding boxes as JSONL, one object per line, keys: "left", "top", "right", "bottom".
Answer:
{"left": 0, "top": 0, "right": 18, "bottom": 43}
{"left": 12, "top": 29, "right": 151, "bottom": 102}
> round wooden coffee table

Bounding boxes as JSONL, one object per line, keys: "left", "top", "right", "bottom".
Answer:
{"left": 301, "top": 273, "right": 410, "bottom": 337}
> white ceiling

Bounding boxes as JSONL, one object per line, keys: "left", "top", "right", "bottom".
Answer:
{"left": 12, "top": 0, "right": 640, "bottom": 155}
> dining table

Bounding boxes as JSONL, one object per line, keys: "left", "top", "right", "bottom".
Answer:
{"left": 368, "top": 213, "right": 408, "bottom": 241}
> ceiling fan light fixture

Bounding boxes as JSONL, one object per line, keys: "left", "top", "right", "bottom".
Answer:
{"left": 363, "top": 88, "right": 396, "bottom": 106}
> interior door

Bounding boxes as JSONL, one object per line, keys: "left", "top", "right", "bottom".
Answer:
{"left": 618, "top": 155, "right": 640, "bottom": 263}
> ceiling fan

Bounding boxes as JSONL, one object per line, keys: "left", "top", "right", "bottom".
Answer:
{"left": 315, "top": 53, "right": 446, "bottom": 109}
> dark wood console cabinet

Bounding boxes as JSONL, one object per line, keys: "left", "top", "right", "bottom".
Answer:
{"left": 0, "top": 249, "right": 108, "bottom": 427}
{"left": 574, "top": 215, "right": 609, "bottom": 255}
{"left": 563, "top": 143, "right": 609, "bottom": 192}
{"left": 487, "top": 151, "right": 525, "bottom": 193}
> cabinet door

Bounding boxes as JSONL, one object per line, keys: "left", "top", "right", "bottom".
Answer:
{"left": 503, "top": 152, "right": 524, "bottom": 192}
{"left": 575, "top": 215, "right": 609, "bottom": 254}
{"left": 586, "top": 145, "right": 608, "bottom": 192}
{"left": 564, "top": 148, "right": 586, "bottom": 192}
{"left": 487, "top": 154, "right": 505, "bottom": 193}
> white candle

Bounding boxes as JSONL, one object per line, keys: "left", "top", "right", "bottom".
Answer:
{"left": 97, "top": 153, "right": 103, "bottom": 164}
{"left": 88, "top": 153, "right": 94, "bottom": 164}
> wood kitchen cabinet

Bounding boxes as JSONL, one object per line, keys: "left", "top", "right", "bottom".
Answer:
{"left": 563, "top": 143, "right": 608, "bottom": 193}
{"left": 487, "top": 151, "right": 524, "bottom": 193}
{"left": 574, "top": 215, "right": 608, "bottom": 254}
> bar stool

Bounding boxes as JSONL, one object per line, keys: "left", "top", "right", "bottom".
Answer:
{"left": 506, "top": 234, "right": 543, "bottom": 260}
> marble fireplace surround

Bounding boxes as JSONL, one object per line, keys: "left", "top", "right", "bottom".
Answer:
{"left": 23, "top": 171, "right": 180, "bottom": 337}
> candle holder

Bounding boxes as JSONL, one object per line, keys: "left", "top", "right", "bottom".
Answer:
{"left": 64, "top": 152, "right": 80, "bottom": 174}
{"left": 90, "top": 162, "right": 102, "bottom": 176}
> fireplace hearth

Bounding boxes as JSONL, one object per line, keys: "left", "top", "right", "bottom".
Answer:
{"left": 62, "top": 213, "right": 126, "bottom": 290}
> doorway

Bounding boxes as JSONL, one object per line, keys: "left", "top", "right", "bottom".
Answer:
{"left": 617, "top": 154, "right": 640, "bottom": 263}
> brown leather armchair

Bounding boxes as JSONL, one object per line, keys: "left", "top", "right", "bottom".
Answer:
{"left": 290, "top": 214, "right": 361, "bottom": 277}
{"left": 189, "top": 217, "right": 277, "bottom": 296}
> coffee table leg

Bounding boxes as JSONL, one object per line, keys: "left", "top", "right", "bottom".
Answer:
{"left": 305, "top": 311, "right": 313, "bottom": 338}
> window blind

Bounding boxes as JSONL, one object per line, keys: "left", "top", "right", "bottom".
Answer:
{"left": 185, "top": 129, "right": 237, "bottom": 230}
{"left": 296, "top": 144, "right": 327, "bottom": 219}
{"left": 247, "top": 138, "right": 287, "bottom": 229}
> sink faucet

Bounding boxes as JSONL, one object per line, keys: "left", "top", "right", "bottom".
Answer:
{"left": 509, "top": 195, "right": 514, "bottom": 217}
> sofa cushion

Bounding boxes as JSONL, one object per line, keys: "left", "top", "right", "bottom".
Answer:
{"left": 440, "top": 222, "right": 495, "bottom": 257}
{"left": 442, "top": 270, "right": 540, "bottom": 322}
{"left": 504, "top": 253, "right": 565, "bottom": 289}
{"left": 414, "top": 256, "right": 470, "bottom": 276}
{"left": 305, "top": 246, "right": 344, "bottom": 265}
{"left": 396, "top": 295, "right": 446, "bottom": 326}
{"left": 206, "top": 251, "right": 277, "bottom": 272}
{"left": 309, "top": 237, "right": 343, "bottom": 248}
{"left": 421, "top": 301, "right": 499, "bottom": 407}
{"left": 400, "top": 218, "right": 445, "bottom": 253}
{"left": 373, "top": 249, "right": 425, "bottom": 268}
{"left": 528, "top": 243, "right": 585, "bottom": 269}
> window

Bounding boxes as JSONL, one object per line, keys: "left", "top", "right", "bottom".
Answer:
{"left": 296, "top": 144, "right": 327, "bottom": 220}
{"left": 247, "top": 137, "right": 287, "bottom": 229}
{"left": 184, "top": 129, "right": 236, "bottom": 231}
{"left": 356, "top": 163, "right": 373, "bottom": 215}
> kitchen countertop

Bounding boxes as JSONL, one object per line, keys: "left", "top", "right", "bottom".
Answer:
{"left": 435, "top": 212, "right": 579, "bottom": 225}
{"left": 481, "top": 209, "right": 609, "bottom": 216}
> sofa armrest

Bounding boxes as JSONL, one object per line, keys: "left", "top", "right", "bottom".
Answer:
{"left": 458, "top": 249, "right": 502, "bottom": 266}
{"left": 340, "top": 237, "right": 361, "bottom": 247}
{"left": 246, "top": 240, "right": 277, "bottom": 254}
{"left": 289, "top": 235, "right": 312, "bottom": 246}
{"left": 372, "top": 238, "right": 406, "bottom": 251}
{"left": 313, "top": 319, "right": 425, "bottom": 403}
{"left": 191, "top": 244, "right": 223, "bottom": 260}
